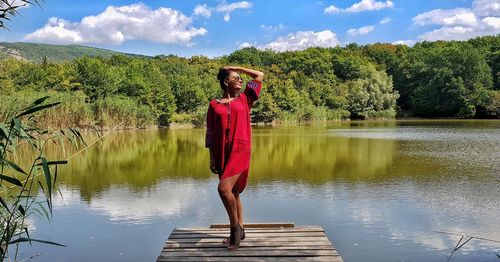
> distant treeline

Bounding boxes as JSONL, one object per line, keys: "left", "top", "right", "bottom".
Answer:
{"left": 0, "top": 35, "right": 498, "bottom": 128}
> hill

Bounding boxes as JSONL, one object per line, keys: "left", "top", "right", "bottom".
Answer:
{"left": 0, "top": 42, "right": 148, "bottom": 63}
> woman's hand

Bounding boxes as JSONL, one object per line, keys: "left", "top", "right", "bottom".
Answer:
{"left": 210, "top": 162, "right": 220, "bottom": 174}
{"left": 209, "top": 151, "right": 220, "bottom": 174}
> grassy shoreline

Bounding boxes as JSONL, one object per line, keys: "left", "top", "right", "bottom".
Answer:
{"left": 59, "top": 117, "right": 500, "bottom": 132}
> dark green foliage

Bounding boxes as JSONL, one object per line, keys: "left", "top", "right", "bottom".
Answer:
{"left": 228, "top": 47, "right": 263, "bottom": 66}
{"left": 362, "top": 36, "right": 498, "bottom": 118}
{"left": 170, "top": 74, "right": 207, "bottom": 113}
{"left": 279, "top": 47, "right": 333, "bottom": 76}
{"left": 491, "top": 51, "right": 500, "bottom": 90}
{"left": 410, "top": 45, "right": 492, "bottom": 117}
{"left": 74, "top": 57, "right": 117, "bottom": 102}
{"left": 332, "top": 54, "right": 366, "bottom": 81}
{"left": 251, "top": 92, "right": 279, "bottom": 123}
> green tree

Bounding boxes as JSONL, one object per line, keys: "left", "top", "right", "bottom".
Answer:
{"left": 492, "top": 51, "right": 500, "bottom": 90}
{"left": 142, "top": 65, "right": 176, "bottom": 125}
{"left": 279, "top": 48, "right": 333, "bottom": 76}
{"left": 227, "top": 47, "right": 263, "bottom": 66}
{"left": 411, "top": 44, "right": 492, "bottom": 117}
{"left": 73, "top": 57, "right": 117, "bottom": 102}
{"left": 251, "top": 91, "right": 279, "bottom": 123}
{"left": 332, "top": 54, "right": 365, "bottom": 81}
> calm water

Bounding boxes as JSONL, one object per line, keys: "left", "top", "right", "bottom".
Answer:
{"left": 17, "top": 120, "right": 500, "bottom": 261}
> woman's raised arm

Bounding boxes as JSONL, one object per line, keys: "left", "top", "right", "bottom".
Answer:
{"left": 224, "top": 66, "right": 264, "bottom": 82}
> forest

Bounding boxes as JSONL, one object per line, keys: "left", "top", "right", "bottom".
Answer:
{"left": 0, "top": 35, "right": 498, "bottom": 128}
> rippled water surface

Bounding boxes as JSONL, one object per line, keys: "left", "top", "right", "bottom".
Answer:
{"left": 18, "top": 120, "right": 500, "bottom": 261}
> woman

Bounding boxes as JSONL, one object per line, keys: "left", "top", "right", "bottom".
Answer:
{"left": 205, "top": 66, "right": 264, "bottom": 250}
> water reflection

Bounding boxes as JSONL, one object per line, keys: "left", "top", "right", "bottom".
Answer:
{"left": 57, "top": 126, "right": 403, "bottom": 191}
{"left": 25, "top": 126, "right": 403, "bottom": 195}
{"left": 251, "top": 126, "right": 397, "bottom": 183}
{"left": 53, "top": 180, "right": 211, "bottom": 225}
{"left": 54, "top": 129, "right": 209, "bottom": 200}
{"left": 13, "top": 120, "right": 500, "bottom": 262}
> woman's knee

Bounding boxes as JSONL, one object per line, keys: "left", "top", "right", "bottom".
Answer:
{"left": 218, "top": 183, "right": 231, "bottom": 195}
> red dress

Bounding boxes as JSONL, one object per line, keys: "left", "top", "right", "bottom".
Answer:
{"left": 205, "top": 80, "right": 262, "bottom": 193}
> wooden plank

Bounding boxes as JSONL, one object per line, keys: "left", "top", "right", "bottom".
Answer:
{"left": 167, "top": 236, "right": 330, "bottom": 243}
{"left": 164, "top": 243, "right": 333, "bottom": 250}
{"left": 165, "top": 241, "right": 333, "bottom": 248}
{"left": 209, "top": 223, "right": 295, "bottom": 229}
{"left": 169, "top": 232, "right": 326, "bottom": 239}
{"left": 170, "top": 231, "right": 329, "bottom": 236}
{"left": 172, "top": 226, "right": 324, "bottom": 234}
{"left": 163, "top": 246, "right": 336, "bottom": 252}
{"left": 173, "top": 228, "right": 323, "bottom": 233}
{"left": 157, "top": 224, "right": 343, "bottom": 262}
{"left": 160, "top": 249, "right": 339, "bottom": 257}
{"left": 158, "top": 256, "right": 343, "bottom": 262}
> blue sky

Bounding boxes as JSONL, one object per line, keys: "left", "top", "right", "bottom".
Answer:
{"left": 1, "top": 0, "right": 499, "bottom": 57}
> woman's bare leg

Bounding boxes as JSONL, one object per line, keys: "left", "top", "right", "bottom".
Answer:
{"left": 219, "top": 174, "right": 245, "bottom": 248}
{"left": 218, "top": 174, "right": 241, "bottom": 226}
{"left": 222, "top": 192, "right": 244, "bottom": 245}
{"left": 233, "top": 190, "right": 243, "bottom": 228}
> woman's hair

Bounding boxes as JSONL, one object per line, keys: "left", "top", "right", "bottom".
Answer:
{"left": 217, "top": 68, "right": 230, "bottom": 91}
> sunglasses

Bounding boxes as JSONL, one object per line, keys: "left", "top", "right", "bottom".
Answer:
{"left": 228, "top": 75, "right": 242, "bottom": 82}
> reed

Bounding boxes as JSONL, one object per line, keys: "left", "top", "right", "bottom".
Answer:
{"left": 94, "top": 96, "right": 155, "bottom": 128}
{"left": 0, "top": 97, "right": 84, "bottom": 261}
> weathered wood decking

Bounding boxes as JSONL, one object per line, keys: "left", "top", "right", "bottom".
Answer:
{"left": 157, "top": 223, "right": 343, "bottom": 262}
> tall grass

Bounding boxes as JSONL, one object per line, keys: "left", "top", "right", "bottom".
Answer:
{"left": 0, "top": 91, "right": 93, "bottom": 128}
{"left": 0, "top": 92, "right": 156, "bottom": 129}
{"left": 273, "top": 106, "right": 350, "bottom": 123}
{"left": 94, "top": 96, "right": 155, "bottom": 128}
{"left": 364, "top": 109, "right": 397, "bottom": 120}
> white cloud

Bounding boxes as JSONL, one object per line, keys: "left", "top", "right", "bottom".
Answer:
{"left": 325, "top": 0, "right": 394, "bottom": 14}
{"left": 87, "top": 184, "right": 201, "bottom": 223}
{"left": 260, "top": 23, "right": 286, "bottom": 33}
{"left": 380, "top": 17, "right": 391, "bottom": 24}
{"left": 472, "top": 0, "right": 500, "bottom": 16}
{"left": 392, "top": 39, "right": 416, "bottom": 46}
{"left": 194, "top": 4, "right": 211, "bottom": 18}
{"left": 482, "top": 16, "right": 500, "bottom": 28}
{"left": 259, "top": 30, "right": 340, "bottom": 52}
{"left": 25, "top": 17, "right": 84, "bottom": 43}
{"left": 413, "top": 8, "right": 477, "bottom": 27}
{"left": 412, "top": 0, "right": 500, "bottom": 42}
{"left": 215, "top": 1, "right": 253, "bottom": 22}
{"left": 192, "top": 1, "right": 253, "bottom": 22}
{"left": 24, "top": 3, "right": 207, "bottom": 45}
{"left": 324, "top": 5, "right": 341, "bottom": 14}
{"left": 347, "top": 25, "right": 375, "bottom": 36}
{"left": 345, "top": 0, "right": 394, "bottom": 12}
{"left": 52, "top": 181, "right": 211, "bottom": 224}
{"left": 418, "top": 26, "right": 485, "bottom": 41}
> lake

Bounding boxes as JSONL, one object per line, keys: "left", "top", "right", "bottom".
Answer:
{"left": 18, "top": 120, "right": 500, "bottom": 261}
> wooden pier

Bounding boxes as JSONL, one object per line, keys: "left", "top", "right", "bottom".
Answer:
{"left": 157, "top": 223, "right": 343, "bottom": 261}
